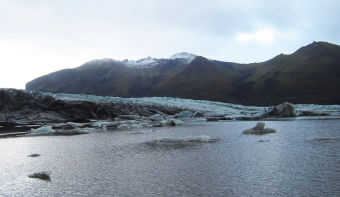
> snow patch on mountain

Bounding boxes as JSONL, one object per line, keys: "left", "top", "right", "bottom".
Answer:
{"left": 82, "top": 52, "right": 197, "bottom": 69}
{"left": 123, "top": 57, "right": 162, "bottom": 68}
{"left": 83, "top": 58, "right": 118, "bottom": 65}
{"left": 170, "top": 52, "right": 196, "bottom": 63}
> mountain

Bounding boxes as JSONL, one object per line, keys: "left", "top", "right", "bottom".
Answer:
{"left": 26, "top": 42, "right": 340, "bottom": 106}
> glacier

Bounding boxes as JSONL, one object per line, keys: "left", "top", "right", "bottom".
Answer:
{"left": 1, "top": 88, "right": 340, "bottom": 137}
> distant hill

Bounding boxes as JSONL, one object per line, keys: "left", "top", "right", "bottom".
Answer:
{"left": 26, "top": 42, "right": 340, "bottom": 106}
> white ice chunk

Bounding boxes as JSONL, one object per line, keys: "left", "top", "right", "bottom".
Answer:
{"left": 29, "top": 126, "right": 55, "bottom": 135}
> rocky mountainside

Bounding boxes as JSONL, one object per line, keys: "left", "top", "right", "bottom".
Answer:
{"left": 26, "top": 42, "right": 340, "bottom": 105}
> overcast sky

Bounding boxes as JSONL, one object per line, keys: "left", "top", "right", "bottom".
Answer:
{"left": 1, "top": 0, "right": 340, "bottom": 89}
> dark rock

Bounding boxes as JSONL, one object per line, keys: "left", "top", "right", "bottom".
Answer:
{"left": 206, "top": 117, "right": 220, "bottom": 121}
{"left": 193, "top": 111, "right": 204, "bottom": 117}
{"left": 259, "top": 139, "right": 270, "bottom": 142}
{"left": 118, "top": 115, "right": 141, "bottom": 120}
{"left": 28, "top": 171, "right": 51, "bottom": 181}
{"left": 300, "top": 110, "right": 329, "bottom": 116}
{"left": 235, "top": 116, "right": 261, "bottom": 120}
{"left": 0, "top": 89, "right": 181, "bottom": 125}
{"left": 69, "top": 117, "right": 90, "bottom": 123}
{"left": 61, "top": 124, "right": 76, "bottom": 130}
{"left": 206, "top": 116, "right": 233, "bottom": 121}
{"left": 28, "top": 154, "right": 41, "bottom": 157}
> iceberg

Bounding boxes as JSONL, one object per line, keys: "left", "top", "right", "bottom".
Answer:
{"left": 27, "top": 126, "right": 55, "bottom": 136}
{"left": 26, "top": 125, "right": 88, "bottom": 136}
{"left": 243, "top": 122, "right": 276, "bottom": 135}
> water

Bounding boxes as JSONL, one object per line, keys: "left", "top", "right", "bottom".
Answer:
{"left": 0, "top": 120, "right": 340, "bottom": 196}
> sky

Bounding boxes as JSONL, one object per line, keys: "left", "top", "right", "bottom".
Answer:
{"left": 1, "top": 0, "right": 340, "bottom": 89}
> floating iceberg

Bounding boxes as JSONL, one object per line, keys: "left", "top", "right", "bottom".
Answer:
{"left": 27, "top": 126, "right": 55, "bottom": 136}
{"left": 26, "top": 126, "right": 88, "bottom": 136}
{"left": 243, "top": 122, "right": 276, "bottom": 135}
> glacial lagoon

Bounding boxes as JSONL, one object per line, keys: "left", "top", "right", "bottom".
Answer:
{"left": 0, "top": 120, "right": 339, "bottom": 196}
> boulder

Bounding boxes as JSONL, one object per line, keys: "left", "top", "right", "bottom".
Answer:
{"left": 28, "top": 171, "right": 51, "bottom": 181}
{"left": 28, "top": 154, "right": 41, "bottom": 157}
{"left": 243, "top": 122, "right": 276, "bottom": 135}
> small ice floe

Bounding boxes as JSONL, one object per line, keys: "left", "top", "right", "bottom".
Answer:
{"left": 117, "top": 123, "right": 141, "bottom": 130}
{"left": 138, "top": 122, "right": 152, "bottom": 128}
{"left": 28, "top": 154, "right": 41, "bottom": 157}
{"left": 28, "top": 171, "right": 51, "bottom": 181}
{"left": 150, "top": 114, "right": 165, "bottom": 121}
{"left": 147, "top": 135, "right": 219, "bottom": 147}
{"left": 157, "top": 135, "right": 216, "bottom": 143}
{"left": 26, "top": 126, "right": 88, "bottom": 136}
{"left": 243, "top": 122, "right": 276, "bottom": 135}
{"left": 131, "top": 129, "right": 155, "bottom": 134}
{"left": 259, "top": 139, "right": 270, "bottom": 143}
{"left": 27, "top": 126, "right": 55, "bottom": 136}
{"left": 310, "top": 138, "right": 340, "bottom": 142}
{"left": 192, "top": 118, "right": 207, "bottom": 122}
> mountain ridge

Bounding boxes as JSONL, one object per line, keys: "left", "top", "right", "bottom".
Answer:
{"left": 26, "top": 41, "right": 340, "bottom": 106}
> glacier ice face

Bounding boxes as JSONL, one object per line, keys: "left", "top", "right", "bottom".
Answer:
{"left": 49, "top": 91, "right": 340, "bottom": 118}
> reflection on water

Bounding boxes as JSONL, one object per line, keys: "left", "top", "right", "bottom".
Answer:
{"left": 0, "top": 120, "right": 340, "bottom": 196}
